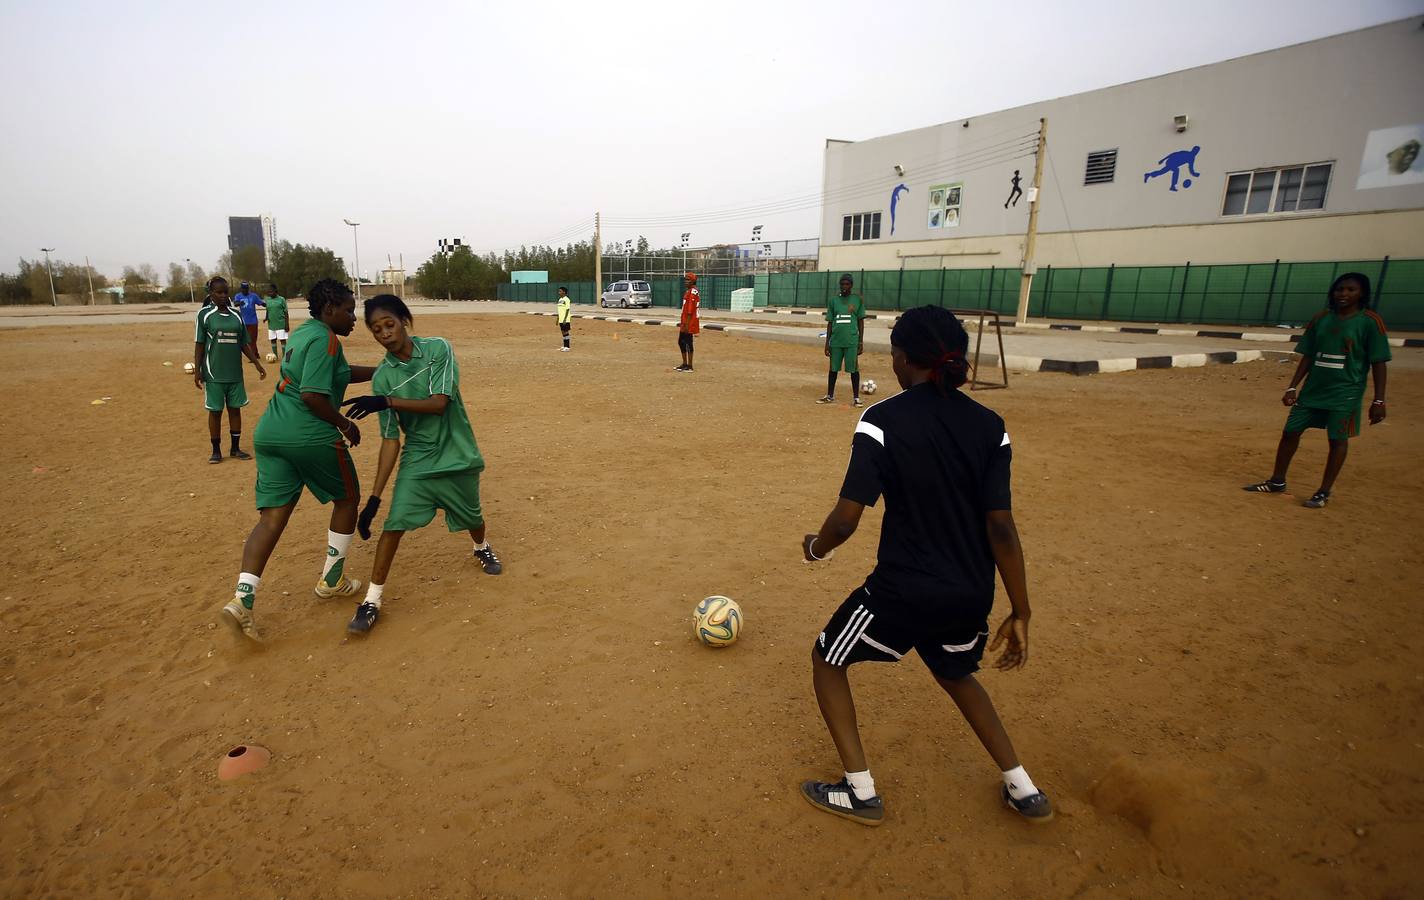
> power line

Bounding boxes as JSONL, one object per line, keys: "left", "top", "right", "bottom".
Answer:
{"left": 606, "top": 140, "right": 1038, "bottom": 229}
{"left": 604, "top": 121, "right": 1040, "bottom": 223}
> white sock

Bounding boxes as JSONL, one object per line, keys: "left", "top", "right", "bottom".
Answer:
{"left": 472, "top": 540, "right": 489, "bottom": 552}
{"left": 234, "top": 572, "right": 260, "bottom": 608}
{"left": 364, "top": 582, "right": 384, "bottom": 609}
{"left": 844, "top": 769, "right": 876, "bottom": 801}
{"left": 322, "top": 530, "right": 354, "bottom": 586}
{"left": 1002, "top": 765, "right": 1039, "bottom": 800}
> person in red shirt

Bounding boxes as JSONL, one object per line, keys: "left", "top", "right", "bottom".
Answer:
{"left": 677, "top": 272, "right": 701, "bottom": 372}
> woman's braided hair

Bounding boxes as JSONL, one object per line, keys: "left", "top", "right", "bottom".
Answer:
{"left": 307, "top": 278, "right": 353, "bottom": 318}
{"left": 889, "top": 305, "right": 971, "bottom": 394}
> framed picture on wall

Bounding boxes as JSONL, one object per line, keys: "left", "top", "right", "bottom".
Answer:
{"left": 927, "top": 209, "right": 943, "bottom": 228}
{"left": 944, "top": 207, "right": 960, "bottom": 227}
{"left": 928, "top": 187, "right": 946, "bottom": 208}
{"left": 946, "top": 186, "right": 962, "bottom": 206}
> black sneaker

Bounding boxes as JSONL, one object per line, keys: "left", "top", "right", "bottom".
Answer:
{"left": 1002, "top": 785, "right": 1054, "bottom": 823}
{"left": 815, "top": 395, "right": 835, "bottom": 404}
{"left": 208, "top": 451, "right": 223, "bottom": 464}
{"left": 230, "top": 448, "right": 252, "bottom": 460}
{"left": 799, "top": 779, "right": 884, "bottom": 827}
{"left": 474, "top": 545, "right": 503, "bottom": 575}
{"left": 1242, "top": 480, "right": 1286, "bottom": 493}
{"left": 674, "top": 364, "right": 689, "bottom": 371}
{"left": 1303, "top": 490, "right": 1330, "bottom": 509}
{"left": 347, "top": 602, "right": 379, "bottom": 635}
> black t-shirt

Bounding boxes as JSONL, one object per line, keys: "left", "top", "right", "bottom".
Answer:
{"left": 839, "top": 382, "right": 1012, "bottom": 623}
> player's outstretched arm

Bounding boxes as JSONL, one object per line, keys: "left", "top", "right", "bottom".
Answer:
{"left": 802, "top": 497, "right": 865, "bottom": 562}
{"left": 358, "top": 438, "right": 401, "bottom": 539}
{"left": 348, "top": 364, "right": 378, "bottom": 384}
{"left": 986, "top": 509, "right": 1031, "bottom": 670}
{"left": 192, "top": 341, "right": 204, "bottom": 388}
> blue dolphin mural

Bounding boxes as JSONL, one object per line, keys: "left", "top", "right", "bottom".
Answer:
{"left": 889, "top": 183, "right": 909, "bottom": 235}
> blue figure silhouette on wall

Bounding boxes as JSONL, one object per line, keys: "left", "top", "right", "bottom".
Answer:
{"left": 889, "top": 183, "right": 909, "bottom": 235}
{"left": 1143, "top": 145, "right": 1201, "bottom": 192}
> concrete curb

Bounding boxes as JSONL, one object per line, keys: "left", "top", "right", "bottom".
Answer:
{"left": 522, "top": 311, "right": 1283, "bottom": 375}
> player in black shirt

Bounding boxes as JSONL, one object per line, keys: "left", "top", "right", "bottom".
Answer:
{"left": 797, "top": 305, "right": 1051, "bottom": 827}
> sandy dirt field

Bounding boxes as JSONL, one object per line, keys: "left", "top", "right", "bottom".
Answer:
{"left": 1, "top": 313, "right": 1421, "bottom": 898}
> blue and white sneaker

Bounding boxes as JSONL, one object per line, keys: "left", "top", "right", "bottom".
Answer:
{"left": 800, "top": 778, "right": 884, "bottom": 826}
{"left": 1002, "top": 785, "right": 1054, "bottom": 823}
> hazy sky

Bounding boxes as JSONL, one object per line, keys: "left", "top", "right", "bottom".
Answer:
{"left": 2, "top": 0, "right": 1420, "bottom": 280}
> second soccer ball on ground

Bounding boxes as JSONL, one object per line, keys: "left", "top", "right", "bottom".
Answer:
{"left": 862, "top": 379, "right": 877, "bottom": 395}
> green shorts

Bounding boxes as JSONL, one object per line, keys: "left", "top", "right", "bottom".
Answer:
{"left": 1285, "top": 404, "right": 1360, "bottom": 441}
{"left": 254, "top": 440, "right": 360, "bottom": 508}
{"left": 204, "top": 380, "right": 248, "bottom": 411}
{"left": 384, "top": 470, "right": 485, "bottom": 533}
{"left": 829, "top": 345, "right": 859, "bottom": 373}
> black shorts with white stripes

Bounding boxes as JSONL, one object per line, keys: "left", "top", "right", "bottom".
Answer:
{"left": 814, "top": 586, "right": 989, "bottom": 681}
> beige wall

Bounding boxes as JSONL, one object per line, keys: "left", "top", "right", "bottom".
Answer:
{"left": 819, "top": 208, "right": 1424, "bottom": 271}
{"left": 820, "top": 17, "right": 1424, "bottom": 269}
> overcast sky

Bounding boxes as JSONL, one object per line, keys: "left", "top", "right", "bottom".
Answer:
{"left": 1, "top": 0, "right": 1420, "bottom": 280}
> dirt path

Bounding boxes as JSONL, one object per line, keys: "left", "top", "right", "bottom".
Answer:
{"left": 1, "top": 314, "right": 1420, "bottom": 898}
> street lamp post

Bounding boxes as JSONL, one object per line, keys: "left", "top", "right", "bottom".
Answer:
{"left": 185, "top": 257, "right": 195, "bottom": 303}
{"left": 343, "top": 219, "right": 361, "bottom": 300}
{"left": 680, "top": 233, "right": 691, "bottom": 278}
{"left": 39, "top": 248, "right": 57, "bottom": 306}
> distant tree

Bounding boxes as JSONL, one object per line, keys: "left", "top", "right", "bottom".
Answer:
{"left": 186, "top": 260, "right": 206, "bottom": 287}
{"left": 168, "top": 262, "right": 187, "bottom": 288}
{"left": 230, "top": 245, "right": 267, "bottom": 284}
{"left": 268, "top": 240, "right": 347, "bottom": 297}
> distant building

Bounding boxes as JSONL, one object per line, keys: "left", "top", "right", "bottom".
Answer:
{"left": 228, "top": 215, "right": 277, "bottom": 269}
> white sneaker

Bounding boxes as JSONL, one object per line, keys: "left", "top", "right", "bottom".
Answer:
{"left": 221, "top": 600, "right": 262, "bottom": 642}
{"left": 314, "top": 576, "right": 363, "bottom": 600}
{"left": 560, "top": 347, "right": 570, "bottom": 352}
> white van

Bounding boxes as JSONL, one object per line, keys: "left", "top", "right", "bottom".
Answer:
{"left": 600, "top": 280, "right": 653, "bottom": 308}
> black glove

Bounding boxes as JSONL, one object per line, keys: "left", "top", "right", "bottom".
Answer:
{"left": 358, "top": 496, "right": 382, "bottom": 540}
{"left": 341, "top": 395, "right": 390, "bottom": 419}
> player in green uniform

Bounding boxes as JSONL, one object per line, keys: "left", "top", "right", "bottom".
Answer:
{"left": 1243, "top": 272, "right": 1391, "bottom": 508}
{"left": 340, "top": 295, "right": 502, "bottom": 635}
{"left": 817, "top": 274, "right": 867, "bottom": 407}
{"left": 193, "top": 275, "right": 267, "bottom": 463}
{"left": 220, "top": 279, "right": 378, "bottom": 641}
{"left": 264, "top": 284, "right": 290, "bottom": 361}
{"left": 557, "top": 286, "right": 572, "bottom": 351}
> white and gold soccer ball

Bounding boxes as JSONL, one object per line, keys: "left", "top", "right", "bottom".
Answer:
{"left": 693, "top": 595, "right": 742, "bottom": 648}
{"left": 183, "top": 362, "right": 195, "bottom": 374}
{"left": 862, "top": 378, "right": 877, "bottom": 395}
{"left": 264, "top": 352, "right": 277, "bottom": 363}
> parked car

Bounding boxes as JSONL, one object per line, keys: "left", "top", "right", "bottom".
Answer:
{"left": 600, "top": 280, "right": 653, "bottom": 308}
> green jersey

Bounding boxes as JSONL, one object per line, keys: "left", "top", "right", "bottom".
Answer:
{"left": 254, "top": 319, "right": 352, "bottom": 446}
{"left": 1295, "top": 309, "right": 1391, "bottom": 409}
{"left": 375, "top": 336, "right": 483, "bottom": 477}
{"left": 265, "top": 296, "right": 289, "bottom": 330}
{"left": 195, "top": 305, "right": 249, "bottom": 383}
{"left": 825, "top": 294, "right": 866, "bottom": 348}
{"left": 557, "top": 296, "right": 572, "bottom": 324}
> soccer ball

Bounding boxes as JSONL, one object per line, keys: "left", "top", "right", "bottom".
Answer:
{"left": 862, "top": 378, "right": 877, "bottom": 395}
{"left": 693, "top": 595, "right": 742, "bottom": 648}
{"left": 264, "top": 352, "right": 277, "bottom": 363}
{"left": 182, "top": 362, "right": 195, "bottom": 374}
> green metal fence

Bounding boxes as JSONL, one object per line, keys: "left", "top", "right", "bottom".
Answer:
{"left": 496, "top": 258, "right": 1424, "bottom": 330}
{"left": 761, "top": 258, "right": 1424, "bottom": 331}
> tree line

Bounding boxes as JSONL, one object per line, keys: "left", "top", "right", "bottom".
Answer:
{"left": 0, "top": 239, "right": 348, "bottom": 305}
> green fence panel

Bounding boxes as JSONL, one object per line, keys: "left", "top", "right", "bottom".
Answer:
{"left": 1378, "top": 259, "right": 1424, "bottom": 331}
{"left": 499, "top": 258, "right": 1423, "bottom": 329}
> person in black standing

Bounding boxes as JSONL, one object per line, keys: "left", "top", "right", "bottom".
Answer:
{"left": 797, "top": 305, "right": 1051, "bottom": 827}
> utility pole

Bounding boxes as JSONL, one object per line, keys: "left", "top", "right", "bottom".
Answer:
{"left": 185, "top": 258, "right": 195, "bottom": 303}
{"left": 593, "top": 211, "right": 602, "bottom": 307}
{"left": 40, "top": 248, "right": 57, "bottom": 306}
{"left": 85, "top": 255, "right": 95, "bottom": 304}
{"left": 1015, "top": 117, "right": 1048, "bottom": 325}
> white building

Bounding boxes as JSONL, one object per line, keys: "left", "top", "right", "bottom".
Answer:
{"left": 818, "top": 17, "right": 1424, "bottom": 272}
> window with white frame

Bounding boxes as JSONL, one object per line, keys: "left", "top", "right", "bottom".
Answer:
{"left": 1222, "top": 162, "right": 1333, "bottom": 216}
{"left": 841, "top": 211, "right": 882, "bottom": 241}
